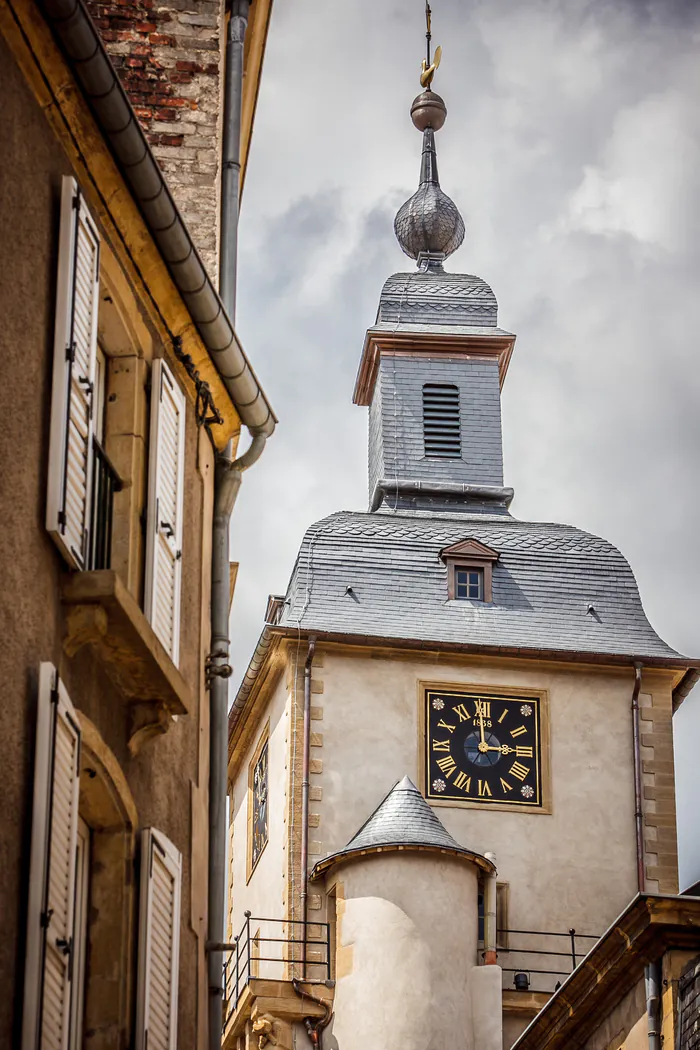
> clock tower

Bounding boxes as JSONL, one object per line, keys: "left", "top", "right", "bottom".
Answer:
{"left": 224, "top": 29, "right": 697, "bottom": 1050}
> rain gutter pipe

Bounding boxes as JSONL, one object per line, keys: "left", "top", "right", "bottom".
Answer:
{"left": 207, "top": 3, "right": 261, "bottom": 1050}
{"left": 38, "top": 0, "right": 276, "bottom": 439}
{"left": 631, "top": 663, "right": 645, "bottom": 894}
{"left": 300, "top": 636, "right": 317, "bottom": 978}
{"left": 645, "top": 958, "right": 662, "bottom": 1050}
{"left": 483, "top": 851, "right": 497, "bottom": 965}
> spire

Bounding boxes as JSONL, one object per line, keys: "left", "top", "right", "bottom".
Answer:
{"left": 393, "top": 6, "right": 465, "bottom": 272}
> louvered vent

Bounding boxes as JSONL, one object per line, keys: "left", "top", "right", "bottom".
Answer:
{"left": 423, "top": 383, "right": 462, "bottom": 458}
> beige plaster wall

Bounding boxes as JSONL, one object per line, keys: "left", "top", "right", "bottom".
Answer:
{"left": 312, "top": 649, "right": 673, "bottom": 992}
{"left": 329, "top": 853, "right": 479, "bottom": 1050}
{"left": 0, "top": 37, "right": 214, "bottom": 1049}
{"left": 229, "top": 670, "right": 290, "bottom": 975}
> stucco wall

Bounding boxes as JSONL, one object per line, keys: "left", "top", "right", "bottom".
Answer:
{"left": 229, "top": 670, "right": 290, "bottom": 976}
{"left": 329, "top": 853, "right": 479, "bottom": 1050}
{"left": 310, "top": 648, "right": 671, "bottom": 993}
{"left": 0, "top": 36, "right": 212, "bottom": 1048}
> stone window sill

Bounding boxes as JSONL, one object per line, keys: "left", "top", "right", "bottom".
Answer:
{"left": 61, "top": 569, "right": 191, "bottom": 754}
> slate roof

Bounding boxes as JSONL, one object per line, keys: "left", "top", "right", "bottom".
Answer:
{"left": 278, "top": 509, "right": 685, "bottom": 663}
{"left": 311, "top": 776, "right": 494, "bottom": 878}
{"left": 376, "top": 271, "right": 499, "bottom": 329}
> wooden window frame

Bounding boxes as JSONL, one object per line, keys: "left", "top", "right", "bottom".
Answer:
{"left": 246, "top": 722, "right": 270, "bottom": 882}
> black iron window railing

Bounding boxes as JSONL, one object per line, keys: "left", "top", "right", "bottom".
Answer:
{"left": 87, "top": 437, "right": 123, "bottom": 571}
{"left": 222, "top": 913, "right": 331, "bottom": 1029}
{"left": 497, "top": 927, "right": 600, "bottom": 995}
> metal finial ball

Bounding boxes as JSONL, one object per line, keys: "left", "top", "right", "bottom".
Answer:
{"left": 411, "top": 91, "right": 447, "bottom": 132}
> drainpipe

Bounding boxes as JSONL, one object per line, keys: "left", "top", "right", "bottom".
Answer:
{"left": 645, "top": 959, "right": 662, "bottom": 1050}
{"left": 300, "top": 637, "right": 317, "bottom": 977}
{"left": 207, "top": 4, "right": 259, "bottom": 1050}
{"left": 631, "top": 662, "right": 645, "bottom": 893}
{"left": 483, "top": 851, "right": 497, "bottom": 965}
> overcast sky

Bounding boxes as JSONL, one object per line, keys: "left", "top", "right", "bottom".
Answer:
{"left": 230, "top": 0, "right": 700, "bottom": 887}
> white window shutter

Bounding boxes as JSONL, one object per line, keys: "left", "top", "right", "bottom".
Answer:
{"left": 144, "top": 358, "right": 186, "bottom": 664}
{"left": 22, "top": 663, "right": 82, "bottom": 1050}
{"left": 46, "top": 177, "right": 100, "bottom": 570}
{"left": 135, "top": 828, "right": 182, "bottom": 1050}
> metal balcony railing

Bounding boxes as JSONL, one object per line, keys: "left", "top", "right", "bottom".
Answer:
{"left": 88, "top": 437, "right": 123, "bottom": 571}
{"left": 222, "top": 913, "right": 331, "bottom": 1029}
{"left": 496, "top": 927, "right": 601, "bottom": 995}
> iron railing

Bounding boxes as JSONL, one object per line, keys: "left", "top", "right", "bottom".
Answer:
{"left": 496, "top": 927, "right": 600, "bottom": 995}
{"left": 88, "top": 437, "right": 122, "bottom": 570}
{"left": 223, "top": 913, "right": 331, "bottom": 1027}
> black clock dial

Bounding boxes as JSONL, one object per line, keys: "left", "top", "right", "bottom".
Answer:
{"left": 251, "top": 740, "right": 269, "bottom": 869}
{"left": 425, "top": 689, "right": 542, "bottom": 807}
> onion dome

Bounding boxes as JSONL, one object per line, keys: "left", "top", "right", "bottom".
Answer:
{"left": 394, "top": 91, "right": 465, "bottom": 270}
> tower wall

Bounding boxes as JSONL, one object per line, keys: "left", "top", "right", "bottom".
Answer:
{"left": 329, "top": 853, "right": 480, "bottom": 1050}
{"left": 368, "top": 354, "right": 504, "bottom": 500}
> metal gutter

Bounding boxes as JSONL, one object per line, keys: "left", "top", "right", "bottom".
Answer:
{"left": 630, "top": 663, "right": 645, "bottom": 893}
{"left": 38, "top": 0, "right": 276, "bottom": 438}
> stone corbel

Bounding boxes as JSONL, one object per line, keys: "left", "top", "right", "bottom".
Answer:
{"left": 128, "top": 702, "right": 172, "bottom": 756}
{"left": 63, "top": 603, "right": 109, "bottom": 657}
{"left": 251, "top": 1012, "right": 291, "bottom": 1050}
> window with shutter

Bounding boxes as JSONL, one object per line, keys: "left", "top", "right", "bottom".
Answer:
{"left": 135, "top": 828, "right": 182, "bottom": 1050}
{"left": 144, "top": 359, "right": 186, "bottom": 664}
{"left": 22, "top": 663, "right": 82, "bottom": 1050}
{"left": 46, "top": 177, "right": 100, "bottom": 569}
{"left": 422, "top": 382, "right": 462, "bottom": 458}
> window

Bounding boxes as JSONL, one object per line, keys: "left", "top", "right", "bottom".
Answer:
{"left": 441, "top": 538, "right": 499, "bottom": 603}
{"left": 422, "top": 383, "right": 461, "bottom": 458}
{"left": 455, "top": 567, "right": 483, "bottom": 600}
{"left": 247, "top": 725, "right": 270, "bottom": 879}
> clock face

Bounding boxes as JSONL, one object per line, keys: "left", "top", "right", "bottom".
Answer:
{"left": 425, "top": 688, "right": 542, "bottom": 807}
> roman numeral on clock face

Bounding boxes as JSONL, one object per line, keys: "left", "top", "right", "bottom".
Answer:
{"left": 453, "top": 703, "right": 470, "bottom": 722}
{"left": 500, "top": 778, "right": 512, "bottom": 793}
{"left": 437, "top": 720, "right": 455, "bottom": 733}
{"left": 474, "top": 700, "right": 491, "bottom": 719}
{"left": 510, "top": 725, "right": 527, "bottom": 738}
{"left": 478, "top": 780, "right": 492, "bottom": 797}
{"left": 432, "top": 739, "right": 451, "bottom": 752}
{"left": 454, "top": 770, "right": 471, "bottom": 792}
{"left": 436, "top": 755, "right": 457, "bottom": 777}
{"left": 509, "top": 761, "right": 530, "bottom": 781}
{"left": 515, "top": 746, "right": 533, "bottom": 758}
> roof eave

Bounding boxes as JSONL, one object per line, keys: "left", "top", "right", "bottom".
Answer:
{"left": 353, "top": 328, "right": 516, "bottom": 406}
{"left": 310, "top": 841, "right": 497, "bottom": 881}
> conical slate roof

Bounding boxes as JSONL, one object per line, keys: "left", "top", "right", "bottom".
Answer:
{"left": 311, "top": 776, "right": 494, "bottom": 879}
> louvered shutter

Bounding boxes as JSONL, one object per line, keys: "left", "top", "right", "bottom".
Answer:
{"left": 144, "top": 359, "right": 186, "bottom": 664}
{"left": 135, "top": 828, "right": 182, "bottom": 1050}
{"left": 46, "top": 177, "right": 100, "bottom": 569}
{"left": 22, "top": 663, "right": 82, "bottom": 1050}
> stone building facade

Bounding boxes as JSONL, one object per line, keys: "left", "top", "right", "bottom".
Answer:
{"left": 0, "top": 0, "right": 273, "bottom": 1046}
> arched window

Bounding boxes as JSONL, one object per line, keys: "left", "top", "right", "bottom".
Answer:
{"left": 422, "top": 383, "right": 461, "bottom": 458}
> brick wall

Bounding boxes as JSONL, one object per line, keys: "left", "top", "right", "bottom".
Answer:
{"left": 87, "top": 0, "right": 224, "bottom": 277}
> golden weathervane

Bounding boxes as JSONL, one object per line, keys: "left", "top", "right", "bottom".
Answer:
{"left": 420, "top": 1, "right": 442, "bottom": 89}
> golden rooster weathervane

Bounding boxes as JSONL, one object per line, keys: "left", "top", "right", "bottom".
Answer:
{"left": 420, "top": 1, "right": 442, "bottom": 89}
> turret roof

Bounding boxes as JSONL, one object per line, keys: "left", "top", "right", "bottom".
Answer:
{"left": 311, "top": 776, "right": 494, "bottom": 879}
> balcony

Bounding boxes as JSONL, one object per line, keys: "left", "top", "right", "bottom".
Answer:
{"left": 61, "top": 441, "right": 191, "bottom": 753}
{"left": 87, "top": 437, "right": 122, "bottom": 571}
{"left": 219, "top": 914, "right": 334, "bottom": 1049}
{"left": 497, "top": 926, "right": 601, "bottom": 996}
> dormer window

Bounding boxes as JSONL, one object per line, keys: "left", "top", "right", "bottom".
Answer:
{"left": 440, "top": 538, "right": 499, "bottom": 603}
{"left": 422, "top": 383, "right": 461, "bottom": 458}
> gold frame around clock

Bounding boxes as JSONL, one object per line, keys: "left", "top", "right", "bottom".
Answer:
{"left": 417, "top": 680, "right": 552, "bottom": 815}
